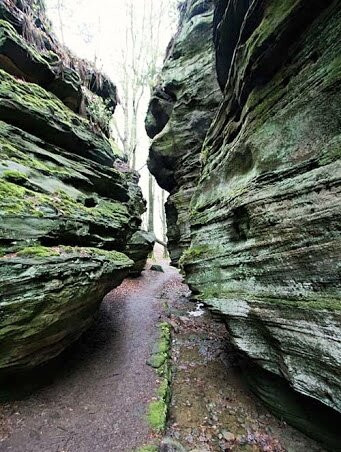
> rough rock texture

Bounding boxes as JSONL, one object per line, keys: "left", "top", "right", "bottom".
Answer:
{"left": 0, "top": 0, "right": 144, "bottom": 374}
{"left": 148, "top": 0, "right": 341, "bottom": 446}
{"left": 145, "top": 0, "right": 221, "bottom": 266}
{"left": 126, "top": 230, "right": 155, "bottom": 277}
{"left": 0, "top": 247, "right": 132, "bottom": 372}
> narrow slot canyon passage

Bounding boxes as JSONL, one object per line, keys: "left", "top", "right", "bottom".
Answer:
{"left": 0, "top": 257, "right": 327, "bottom": 452}
{"left": 0, "top": 0, "right": 340, "bottom": 451}
{"left": 0, "top": 257, "right": 178, "bottom": 452}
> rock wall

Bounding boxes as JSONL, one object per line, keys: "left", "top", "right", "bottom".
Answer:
{"left": 145, "top": 0, "right": 221, "bottom": 266}
{"left": 147, "top": 0, "right": 341, "bottom": 446}
{"left": 0, "top": 0, "right": 145, "bottom": 374}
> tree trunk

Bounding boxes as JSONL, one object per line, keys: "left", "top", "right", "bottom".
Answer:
{"left": 161, "top": 190, "right": 168, "bottom": 257}
{"left": 148, "top": 172, "right": 154, "bottom": 233}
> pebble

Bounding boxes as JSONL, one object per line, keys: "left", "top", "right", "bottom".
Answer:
{"left": 222, "top": 430, "right": 235, "bottom": 442}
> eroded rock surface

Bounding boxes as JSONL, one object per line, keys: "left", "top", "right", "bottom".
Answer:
{"left": 126, "top": 230, "right": 155, "bottom": 277}
{"left": 146, "top": 0, "right": 221, "bottom": 266}
{"left": 0, "top": 0, "right": 144, "bottom": 374}
{"left": 148, "top": 0, "right": 341, "bottom": 446}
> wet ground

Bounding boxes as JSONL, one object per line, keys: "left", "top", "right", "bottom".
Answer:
{"left": 0, "top": 261, "right": 327, "bottom": 452}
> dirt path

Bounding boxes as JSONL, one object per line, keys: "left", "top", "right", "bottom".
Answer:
{"left": 0, "top": 262, "right": 178, "bottom": 452}
{"left": 0, "top": 262, "right": 327, "bottom": 452}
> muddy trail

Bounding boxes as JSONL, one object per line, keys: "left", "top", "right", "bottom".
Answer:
{"left": 0, "top": 262, "right": 325, "bottom": 452}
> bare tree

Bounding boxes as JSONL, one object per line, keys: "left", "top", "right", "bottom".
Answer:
{"left": 113, "top": 0, "right": 175, "bottom": 170}
{"left": 148, "top": 173, "right": 155, "bottom": 233}
{"left": 160, "top": 189, "right": 168, "bottom": 257}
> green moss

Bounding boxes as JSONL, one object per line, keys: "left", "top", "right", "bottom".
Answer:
{"left": 146, "top": 322, "right": 172, "bottom": 433}
{"left": 1, "top": 245, "right": 132, "bottom": 266}
{"left": 199, "top": 288, "right": 341, "bottom": 312}
{"left": 0, "top": 69, "right": 114, "bottom": 161}
{"left": 0, "top": 178, "right": 25, "bottom": 197}
{"left": 0, "top": 20, "right": 48, "bottom": 66}
{"left": 0, "top": 179, "right": 129, "bottom": 229}
{"left": 157, "top": 376, "right": 169, "bottom": 400}
{"left": 147, "top": 353, "right": 167, "bottom": 369}
{"left": 85, "top": 248, "right": 132, "bottom": 264}
{"left": 136, "top": 445, "right": 158, "bottom": 452}
{"left": 243, "top": 0, "right": 298, "bottom": 67}
{"left": 83, "top": 87, "right": 113, "bottom": 135}
{"left": 147, "top": 322, "right": 171, "bottom": 371}
{"left": 179, "top": 244, "right": 212, "bottom": 267}
{"left": 0, "top": 69, "right": 78, "bottom": 126}
{"left": 147, "top": 400, "right": 167, "bottom": 432}
{"left": 17, "top": 246, "right": 59, "bottom": 258}
{"left": 3, "top": 170, "right": 28, "bottom": 184}
{"left": 0, "top": 138, "right": 67, "bottom": 176}
{"left": 0, "top": 178, "right": 46, "bottom": 216}
{"left": 0, "top": 179, "right": 31, "bottom": 215}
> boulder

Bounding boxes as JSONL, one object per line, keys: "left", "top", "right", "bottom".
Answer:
{"left": 150, "top": 264, "right": 164, "bottom": 273}
{"left": 126, "top": 230, "right": 155, "bottom": 277}
{"left": 0, "top": 247, "right": 132, "bottom": 372}
{"left": 0, "top": 1, "right": 144, "bottom": 375}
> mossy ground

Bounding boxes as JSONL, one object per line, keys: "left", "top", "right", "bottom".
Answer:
{"left": 135, "top": 445, "right": 158, "bottom": 452}
{"left": 146, "top": 322, "right": 172, "bottom": 433}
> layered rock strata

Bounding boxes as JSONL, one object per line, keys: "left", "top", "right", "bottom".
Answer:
{"left": 145, "top": 0, "right": 221, "bottom": 266}
{"left": 148, "top": 0, "right": 341, "bottom": 446}
{"left": 0, "top": 0, "right": 144, "bottom": 374}
{"left": 126, "top": 230, "right": 155, "bottom": 277}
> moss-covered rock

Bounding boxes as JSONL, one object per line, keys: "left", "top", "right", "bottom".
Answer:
{"left": 0, "top": 0, "right": 145, "bottom": 375}
{"left": 0, "top": 69, "right": 117, "bottom": 165}
{"left": 148, "top": 0, "right": 341, "bottom": 446}
{"left": 125, "top": 230, "right": 155, "bottom": 276}
{"left": 146, "top": 323, "right": 172, "bottom": 432}
{"left": 0, "top": 19, "right": 82, "bottom": 111}
{"left": 184, "top": 0, "right": 341, "bottom": 415}
{"left": 0, "top": 247, "right": 133, "bottom": 373}
{"left": 146, "top": 0, "right": 221, "bottom": 266}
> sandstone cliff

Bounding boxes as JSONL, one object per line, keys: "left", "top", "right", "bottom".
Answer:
{"left": 0, "top": 0, "right": 145, "bottom": 374}
{"left": 147, "top": 0, "right": 341, "bottom": 447}
{"left": 145, "top": 0, "right": 221, "bottom": 266}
